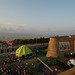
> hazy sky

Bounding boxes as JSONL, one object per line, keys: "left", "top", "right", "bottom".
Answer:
{"left": 0, "top": 0, "right": 75, "bottom": 36}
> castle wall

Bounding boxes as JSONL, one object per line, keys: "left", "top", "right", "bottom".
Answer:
{"left": 57, "top": 37, "right": 74, "bottom": 57}
{"left": 46, "top": 35, "right": 75, "bottom": 57}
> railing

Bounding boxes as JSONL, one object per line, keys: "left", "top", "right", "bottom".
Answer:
{"left": 0, "top": 43, "right": 48, "bottom": 54}
{"left": 0, "top": 43, "right": 48, "bottom": 49}
{"left": 37, "top": 57, "right": 53, "bottom": 72}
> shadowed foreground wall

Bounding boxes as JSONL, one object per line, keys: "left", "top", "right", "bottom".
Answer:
{"left": 46, "top": 35, "right": 75, "bottom": 57}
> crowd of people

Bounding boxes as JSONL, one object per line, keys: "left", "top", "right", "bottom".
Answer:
{"left": 1, "top": 63, "right": 32, "bottom": 75}
{"left": 0, "top": 56, "right": 19, "bottom": 65}
{"left": 0, "top": 61, "right": 37, "bottom": 75}
{"left": 0, "top": 56, "right": 37, "bottom": 75}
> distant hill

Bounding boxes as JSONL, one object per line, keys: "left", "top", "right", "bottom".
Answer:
{"left": 0, "top": 32, "right": 49, "bottom": 41}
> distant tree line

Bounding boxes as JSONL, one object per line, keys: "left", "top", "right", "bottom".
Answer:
{"left": 0, "top": 41, "right": 3, "bottom": 43}
{"left": 12, "top": 37, "right": 49, "bottom": 44}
